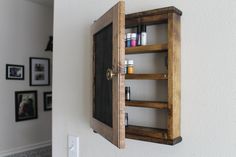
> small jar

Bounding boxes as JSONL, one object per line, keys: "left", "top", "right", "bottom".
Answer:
{"left": 127, "top": 60, "right": 134, "bottom": 74}
{"left": 131, "top": 33, "right": 137, "bottom": 47}
{"left": 126, "top": 33, "right": 131, "bottom": 47}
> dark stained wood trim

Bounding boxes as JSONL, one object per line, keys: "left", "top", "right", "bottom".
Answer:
{"left": 126, "top": 6, "right": 182, "bottom": 19}
{"left": 167, "top": 12, "right": 181, "bottom": 140}
{"left": 125, "top": 7, "right": 182, "bottom": 27}
{"left": 125, "top": 74, "right": 168, "bottom": 80}
{"left": 112, "top": 0, "right": 126, "bottom": 149}
{"left": 126, "top": 133, "right": 182, "bottom": 145}
{"left": 126, "top": 14, "right": 168, "bottom": 27}
{"left": 126, "top": 125, "right": 168, "bottom": 139}
{"left": 92, "top": 1, "right": 125, "bottom": 149}
{"left": 126, "top": 100, "right": 168, "bottom": 109}
{"left": 125, "top": 44, "right": 167, "bottom": 54}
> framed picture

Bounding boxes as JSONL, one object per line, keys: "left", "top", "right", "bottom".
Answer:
{"left": 30, "top": 57, "right": 50, "bottom": 86}
{"left": 44, "top": 92, "right": 52, "bottom": 111}
{"left": 6, "top": 64, "right": 24, "bottom": 80}
{"left": 15, "top": 91, "right": 38, "bottom": 122}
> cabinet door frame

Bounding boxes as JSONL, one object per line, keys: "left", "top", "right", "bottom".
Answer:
{"left": 91, "top": 1, "right": 125, "bottom": 149}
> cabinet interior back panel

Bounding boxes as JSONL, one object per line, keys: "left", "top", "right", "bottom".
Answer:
{"left": 125, "top": 24, "right": 168, "bottom": 129}
{"left": 126, "top": 107, "right": 168, "bottom": 129}
{"left": 125, "top": 53, "right": 167, "bottom": 74}
{"left": 125, "top": 24, "right": 167, "bottom": 45}
{"left": 125, "top": 80, "right": 167, "bottom": 101}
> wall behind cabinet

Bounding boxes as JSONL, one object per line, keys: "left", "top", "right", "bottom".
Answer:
{"left": 53, "top": 0, "right": 236, "bottom": 157}
{"left": 0, "top": 0, "right": 53, "bottom": 155}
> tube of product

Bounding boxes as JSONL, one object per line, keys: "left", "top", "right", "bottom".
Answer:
{"left": 126, "top": 33, "right": 131, "bottom": 47}
{"left": 137, "top": 25, "right": 141, "bottom": 46}
{"left": 125, "top": 86, "right": 130, "bottom": 101}
{"left": 141, "top": 25, "right": 147, "bottom": 45}
{"left": 131, "top": 33, "right": 137, "bottom": 47}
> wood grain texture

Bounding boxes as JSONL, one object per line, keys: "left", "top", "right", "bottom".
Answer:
{"left": 167, "top": 12, "right": 181, "bottom": 140}
{"left": 126, "top": 6, "right": 182, "bottom": 19}
{"left": 126, "top": 125, "right": 168, "bottom": 139}
{"left": 92, "top": 1, "right": 125, "bottom": 149}
{"left": 126, "top": 133, "right": 182, "bottom": 145}
{"left": 91, "top": 118, "right": 113, "bottom": 142}
{"left": 91, "top": 7, "right": 113, "bottom": 35}
{"left": 125, "top": 44, "right": 168, "bottom": 54}
{"left": 125, "top": 74, "right": 168, "bottom": 80}
{"left": 112, "top": 0, "right": 125, "bottom": 149}
{"left": 126, "top": 14, "right": 168, "bottom": 28}
{"left": 126, "top": 100, "right": 168, "bottom": 109}
{"left": 125, "top": 6, "right": 182, "bottom": 28}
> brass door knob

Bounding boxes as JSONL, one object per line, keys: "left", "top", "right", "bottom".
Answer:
{"left": 106, "top": 68, "right": 116, "bottom": 80}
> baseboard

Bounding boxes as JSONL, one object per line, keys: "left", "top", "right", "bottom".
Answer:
{"left": 0, "top": 140, "right": 51, "bottom": 157}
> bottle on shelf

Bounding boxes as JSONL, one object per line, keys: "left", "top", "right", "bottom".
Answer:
{"left": 125, "top": 86, "right": 131, "bottom": 101}
{"left": 127, "top": 60, "right": 134, "bottom": 74}
{"left": 131, "top": 33, "right": 137, "bottom": 47}
{"left": 137, "top": 25, "right": 141, "bottom": 46}
{"left": 126, "top": 33, "right": 131, "bottom": 47}
{"left": 141, "top": 25, "right": 147, "bottom": 45}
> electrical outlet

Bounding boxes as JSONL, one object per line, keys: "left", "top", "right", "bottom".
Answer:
{"left": 68, "top": 135, "right": 79, "bottom": 157}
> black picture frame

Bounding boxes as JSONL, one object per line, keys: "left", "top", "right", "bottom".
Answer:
{"left": 30, "top": 57, "right": 50, "bottom": 86}
{"left": 15, "top": 91, "right": 38, "bottom": 122}
{"left": 6, "top": 64, "right": 24, "bottom": 80}
{"left": 44, "top": 92, "right": 52, "bottom": 111}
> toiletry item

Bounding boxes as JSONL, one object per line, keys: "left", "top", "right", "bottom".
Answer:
{"left": 131, "top": 33, "right": 137, "bottom": 47}
{"left": 126, "top": 33, "right": 131, "bottom": 47}
{"left": 137, "top": 25, "right": 141, "bottom": 46}
{"left": 125, "top": 113, "right": 128, "bottom": 127}
{"left": 141, "top": 25, "right": 147, "bottom": 45}
{"left": 127, "top": 60, "right": 134, "bottom": 74}
{"left": 125, "top": 86, "right": 130, "bottom": 101}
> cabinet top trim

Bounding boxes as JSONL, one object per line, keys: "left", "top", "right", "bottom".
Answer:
{"left": 126, "top": 6, "right": 182, "bottom": 19}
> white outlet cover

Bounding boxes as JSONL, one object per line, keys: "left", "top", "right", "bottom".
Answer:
{"left": 68, "top": 135, "right": 79, "bottom": 157}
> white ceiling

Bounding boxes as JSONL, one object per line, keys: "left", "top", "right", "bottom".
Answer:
{"left": 28, "top": 0, "right": 54, "bottom": 7}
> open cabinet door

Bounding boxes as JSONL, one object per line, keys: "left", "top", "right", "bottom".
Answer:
{"left": 91, "top": 1, "right": 125, "bottom": 148}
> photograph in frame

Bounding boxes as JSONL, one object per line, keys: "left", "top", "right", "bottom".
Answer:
{"left": 15, "top": 91, "right": 38, "bottom": 122}
{"left": 6, "top": 64, "right": 24, "bottom": 80}
{"left": 30, "top": 57, "right": 50, "bottom": 86}
{"left": 44, "top": 91, "right": 52, "bottom": 111}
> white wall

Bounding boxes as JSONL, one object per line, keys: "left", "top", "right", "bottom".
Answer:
{"left": 53, "top": 0, "right": 236, "bottom": 157}
{"left": 0, "top": 0, "right": 53, "bottom": 155}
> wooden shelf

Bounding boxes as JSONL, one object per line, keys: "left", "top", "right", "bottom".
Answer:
{"left": 125, "top": 44, "right": 167, "bottom": 54}
{"left": 125, "top": 74, "right": 168, "bottom": 80}
{"left": 125, "top": 6, "right": 182, "bottom": 27}
{"left": 126, "top": 100, "right": 168, "bottom": 109}
{"left": 125, "top": 125, "right": 182, "bottom": 145}
{"left": 126, "top": 125, "right": 167, "bottom": 139}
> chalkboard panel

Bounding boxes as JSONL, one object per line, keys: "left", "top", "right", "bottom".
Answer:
{"left": 93, "top": 24, "right": 113, "bottom": 127}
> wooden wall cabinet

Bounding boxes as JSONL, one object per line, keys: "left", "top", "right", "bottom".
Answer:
{"left": 92, "top": 1, "right": 182, "bottom": 148}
